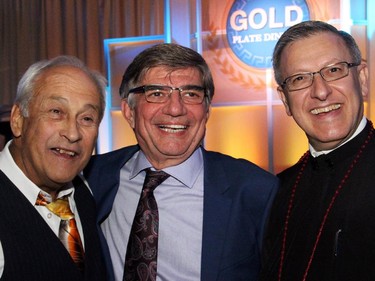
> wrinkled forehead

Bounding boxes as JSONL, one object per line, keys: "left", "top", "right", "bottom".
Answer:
{"left": 140, "top": 66, "right": 202, "bottom": 84}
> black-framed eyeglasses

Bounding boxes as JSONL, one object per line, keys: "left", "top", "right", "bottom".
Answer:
{"left": 281, "top": 61, "right": 360, "bottom": 91}
{"left": 128, "top": 84, "right": 207, "bottom": 104}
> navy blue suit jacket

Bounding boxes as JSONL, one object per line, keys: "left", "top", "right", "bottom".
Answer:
{"left": 84, "top": 145, "right": 278, "bottom": 281}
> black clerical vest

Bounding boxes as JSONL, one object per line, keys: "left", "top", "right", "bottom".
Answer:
{"left": 261, "top": 121, "right": 375, "bottom": 281}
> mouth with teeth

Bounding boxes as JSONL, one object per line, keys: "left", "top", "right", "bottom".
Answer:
{"left": 158, "top": 124, "right": 188, "bottom": 133}
{"left": 310, "top": 104, "right": 341, "bottom": 115}
{"left": 54, "top": 148, "right": 77, "bottom": 157}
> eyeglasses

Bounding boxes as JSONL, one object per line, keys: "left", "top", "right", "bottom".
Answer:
{"left": 128, "top": 84, "right": 207, "bottom": 104}
{"left": 281, "top": 61, "right": 360, "bottom": 91}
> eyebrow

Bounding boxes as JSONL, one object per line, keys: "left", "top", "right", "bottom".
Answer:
{"left": 144, "top": 84, "right": 204, "bottom": 88}
{"left": 48, "top": 96, "right": 100, "bottom": 114}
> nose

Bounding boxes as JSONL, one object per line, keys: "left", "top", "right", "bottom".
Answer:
{"left": 309, "top": 73, "right": 332, "bottom": 101}
{"left": 162, "top": 90, "right": 187, "bottom": 116}
{"left": 60, "top": 118, "right": 82, "bottom": 143}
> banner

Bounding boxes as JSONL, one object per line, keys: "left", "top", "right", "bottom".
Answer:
{"left": 201, "top": 0, "right": 341, "bottom": 105}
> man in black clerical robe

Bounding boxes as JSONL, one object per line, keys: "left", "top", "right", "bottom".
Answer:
{"left": 260, "top": 20, "right": 375, "bottom": 281}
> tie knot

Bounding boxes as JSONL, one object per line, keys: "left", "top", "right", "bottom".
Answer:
{"left": 143, "top": 168, "right": 170, "bottom": 192}
{"left": 36, "top": 193, "right": 74, "bottom": 220}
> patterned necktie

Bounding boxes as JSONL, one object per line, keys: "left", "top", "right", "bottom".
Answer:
{"left": 123, "top": 168, "right": 170, "bottom": 281}
{"left": 36, "top": 193, "right": 85, "bottom": 270}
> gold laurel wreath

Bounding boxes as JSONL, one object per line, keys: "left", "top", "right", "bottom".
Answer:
{"left": 206, "top": 23, "right": 266, "bottom": 90}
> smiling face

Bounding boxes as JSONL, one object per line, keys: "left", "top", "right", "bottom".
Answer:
{"left": 278, "top": 32, "right": 368, "bottom": 151}
{"left": 122, "top": 66, "right": 210, "bottom": 169}
{"left": 9, "top": 66, "right": 102, "bottom": 197}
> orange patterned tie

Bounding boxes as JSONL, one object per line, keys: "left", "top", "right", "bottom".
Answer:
{"left": 36, "top": 193, "right": 85, "bottom": 270}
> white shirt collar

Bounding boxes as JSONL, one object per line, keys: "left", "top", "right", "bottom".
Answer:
{"left": 130, "top": 147, "right": 203, "bottom": 188}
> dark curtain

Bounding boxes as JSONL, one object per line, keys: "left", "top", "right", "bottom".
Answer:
{"left": 0, "top": 0, "right": 164, "bottom": 106}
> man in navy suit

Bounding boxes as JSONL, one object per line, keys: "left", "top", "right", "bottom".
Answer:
{"left": 84, "top": 43, "right": 278, "bottom": 281}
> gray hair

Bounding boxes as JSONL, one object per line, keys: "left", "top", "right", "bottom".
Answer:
{"left": 119, "top": 43, "right": 214, "bottom": 109}
{"left": 273, "top": 20, "right": 362, "bottom": 86}
{"left": 16, "top": 55, "right": 107, "bottom": 119}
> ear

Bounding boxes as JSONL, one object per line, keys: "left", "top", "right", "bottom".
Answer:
{"left": 10, "top": 104, "right": 24, "bottom": 138}
{"left": 277, "top": 86, "right": 292, "bottom": 116}
{"left": 358, "top": 62, "right": 369, "bottom": 99}
{"left": 121, "top": 99, "right": 135, "bottom": 129}
{"left": 205, "top": 106, "right": 211, "bottom": 123}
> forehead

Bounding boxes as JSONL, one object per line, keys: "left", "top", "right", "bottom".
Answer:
{"left": 142, "top": 66, "right": 202, "bottom": 84}
{"left": 35, "top": 66, "right": 97, "bottom": 92}
{"left": 33, "top": 66, "right": 101, "bottom": 104}
{"left": 280, "top": 32, "right": 351, "bottom": 74}
{"left": 36, "top": 65, "right": 92, "bottom": 84}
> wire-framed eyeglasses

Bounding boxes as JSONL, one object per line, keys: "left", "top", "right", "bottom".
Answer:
{"left": 281, "top": 61, "right": 360, "bottom": 91}
{"left": 128, "top": 84, "right": 207, "bottom": 104}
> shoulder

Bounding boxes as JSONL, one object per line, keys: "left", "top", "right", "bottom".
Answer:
{"left": 277, "top": 162, "right": 301, "bottom": 180}
{"left": 91, "top": 145, "right": 139, "bottom": 161}
{"left": 86, "top": 145, "right": 139, "bottom": 171}
{"left": 277, "top": 152, "right": 309, "bottom": 182}
{"left": 203, "top": 150, "right": 275, "bottom": 177}
{"left": 203, "top": 149, "right": 276, "bottom": 180}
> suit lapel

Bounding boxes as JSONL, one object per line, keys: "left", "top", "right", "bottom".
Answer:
{"left": 89, "top": 146, "right": 139, "bottom": 224}
{"left": 200, "top": 151, "right": 233, "bottom": 280}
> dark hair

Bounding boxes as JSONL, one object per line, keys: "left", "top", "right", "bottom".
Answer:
{"left": 273, "top": 20, "right": 362, "bottom": 85}
{"left": 16, "top": 55, "right": 107, "bottom": 120}
{"left": 119, "top": 43, "right": 214, "bottom": 107}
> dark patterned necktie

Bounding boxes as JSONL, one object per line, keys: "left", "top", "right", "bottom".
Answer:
{"left": 123, "top": 168, "right": 170, "bottom": 281}
{"left": 36, "top": 193, "right": 85, "bottom": 270}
